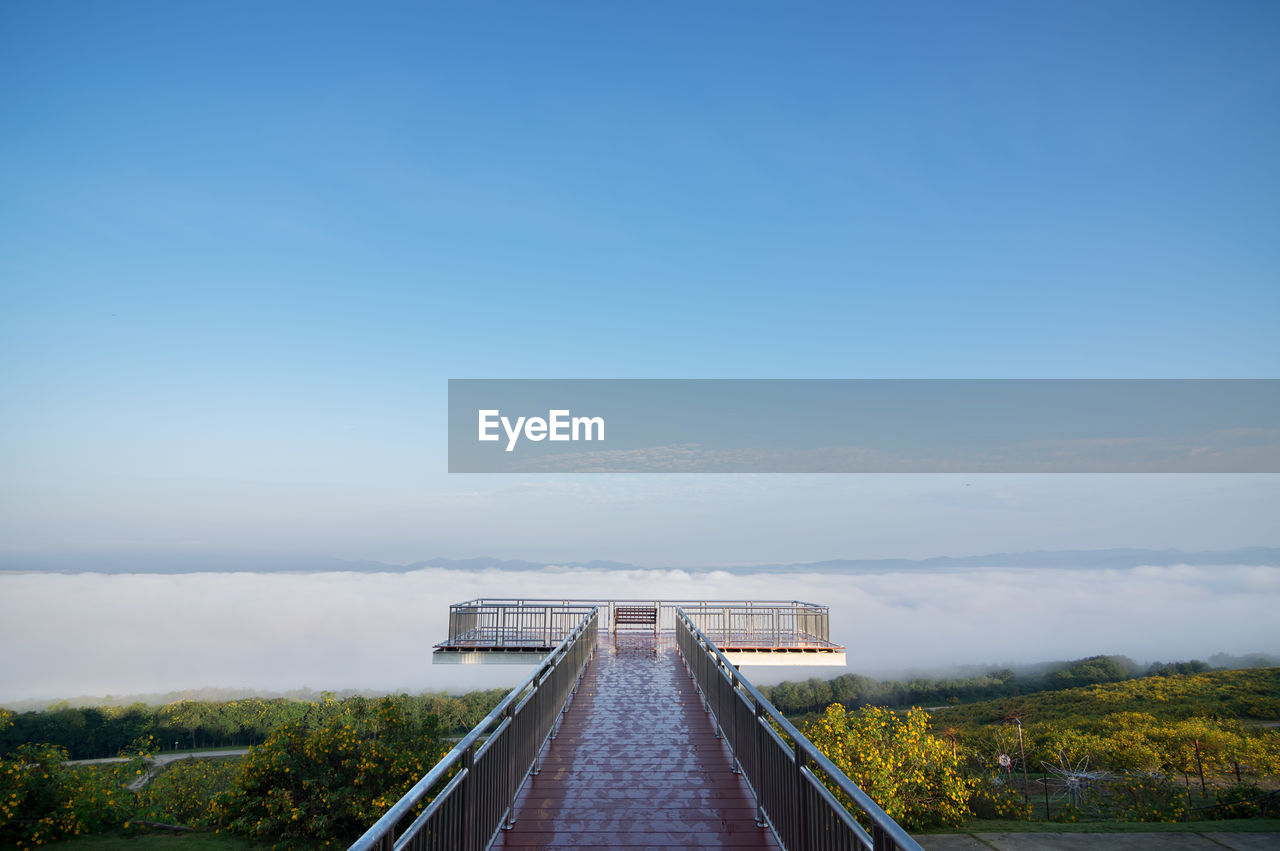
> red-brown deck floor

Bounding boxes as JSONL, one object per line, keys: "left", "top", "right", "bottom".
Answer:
{"left": 492, "top": 632, "right": 780, "bottom": 849}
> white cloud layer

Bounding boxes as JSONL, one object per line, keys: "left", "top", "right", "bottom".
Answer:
{"left": 1, "top": 565, "right": 1277, "bottom": 703}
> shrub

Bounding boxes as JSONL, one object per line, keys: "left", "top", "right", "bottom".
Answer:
{"left": 220, "top": 697, "right": 445, "bottom": 848}
{"left": 803, "top": 705, "right": 971, "bottom": 829}
{"left": 137, "top": 756, "right": 240, "bottom": 828}
{"left": 968, "top": 780, "right": 1031, "bottom": 820}
{"left": 0, "top": 744, "right": 141, "bottom": 849}
{"left": 1107, "top": 772, "right": 1187, "bottom": 822}
{"left": 1211, "top": 782, "right": 1280, "bottom": 819}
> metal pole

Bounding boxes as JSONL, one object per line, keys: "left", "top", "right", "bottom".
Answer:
{"left": 505, "top": 702, "right": 517, "bottom": 828}
{"left": 754, "top": 700, "right": 767, "bottom": 828}
{"left": 460, "top": 742, "right": 475, "bottom": 851}
{"left": 794, "top": 741, "right": 808, "bottom": 849}
{"left": 727, "top": 669, "right": 739, "bottom": 770}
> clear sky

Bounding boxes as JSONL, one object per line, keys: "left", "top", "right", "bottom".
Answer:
{"left": 2, "top": 1, "right": 1278, "bottom": 565}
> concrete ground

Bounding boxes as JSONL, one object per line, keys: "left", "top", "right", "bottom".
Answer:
{"left": 917, "top": 832, "right": 1280, "bottom": 850}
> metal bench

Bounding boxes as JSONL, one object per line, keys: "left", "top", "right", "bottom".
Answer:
{"left": 613, "top": 605, "right": 658, "bottom": 634}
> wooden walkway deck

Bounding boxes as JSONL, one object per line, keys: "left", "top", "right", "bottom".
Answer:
{"left": 492, "top": 633, "right": 780, "bottom": 849}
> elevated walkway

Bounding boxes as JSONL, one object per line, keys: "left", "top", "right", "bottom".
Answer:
{"left": 493, "top": 632, "right": 778, "bottom": 848}
{"left": 352, "top": 602, "right": 919, "bottom": 851}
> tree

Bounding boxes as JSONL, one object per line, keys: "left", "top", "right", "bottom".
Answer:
{"left": 0, "top": 743, "right": 140, "bottom": 848}
{"left": 803, "top": 705, "right": 971, "bottom": 829}
{"left": 221, "top": 696, "right": 446, "bottom": 848}
{"left": 1043, "top": 656, "right": 1131, "bottom": 690}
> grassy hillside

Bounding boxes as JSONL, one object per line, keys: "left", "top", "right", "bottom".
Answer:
{"left": 935, "top": 667, "right": 1280, "bottom": 728}
{"left": 913, "top": 668, "right": 1280, "bottom": 792}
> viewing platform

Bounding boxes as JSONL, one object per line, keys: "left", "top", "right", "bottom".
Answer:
{"left": 353, "top": 601, "right": 919, "bottom": 851}
{"left": 433, "top": 599, "right": 846, "bottom": 666}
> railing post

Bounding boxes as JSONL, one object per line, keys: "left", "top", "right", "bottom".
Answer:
{"left": 722, "top": 670, "right": 736, "bottom": 753}
{"left": 549, "top": 671, "right": 560, "bottom": 741}
{"left": 461, "top": 741, "right": 475, "bottom": 851}
{"left": 794, "top": 740, "right": 809, "bottom": 850}
{"left": 505, "top": 701, "right": 518, "bottom": 829}
{"left": 732, "top": 693, "right": 745, "bottom": 778}
{"left": 754, "top": 699, "right": 767, "bottom": 827}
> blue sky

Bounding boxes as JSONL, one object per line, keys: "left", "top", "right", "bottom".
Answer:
{"left": 1, "top": 2, "right": 1277, "bottom": 565}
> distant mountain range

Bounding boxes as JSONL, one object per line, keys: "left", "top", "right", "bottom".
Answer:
{"left": 2, "top": 547, "right": 1278, "bottom": 575}
{"left": 722, "top": 547, "right": 1280, "bottom": 574}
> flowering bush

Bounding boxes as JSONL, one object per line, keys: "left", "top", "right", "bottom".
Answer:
{"left": 1107, "top": 772, "right": 1187, "bottom": 822}
{"left": 1211, "top": 782, "right": 1280, "bottom": 819}
{"left": 0, "top": 744, "right": 141, "bottom": 849}
{"left": 137, "top": 757, "right": 240, "bottom": 828}
{"left": 968, "top": 779, "right": 1031, "bottom": 820}
{"left": 220, "top": 696, "right": 445, "bottom": 848}
{"left": 803, "top": 705, "right": 971, "bottom": 829}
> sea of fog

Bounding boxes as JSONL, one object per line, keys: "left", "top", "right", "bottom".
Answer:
{"left": 2, "top": 564, "right": 1278, "bottom": 704}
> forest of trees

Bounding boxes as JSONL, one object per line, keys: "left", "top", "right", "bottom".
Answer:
{"left": 1, "top": 694, "right": 457, "bottom": 849}
{"left": 757, "top": 654, "right": 1257, "bottom": 717}
{"left": 4, "top": 662, "right": 1278, "bottom": 847}
{"left": 0, "top": 690, "right": 507, "bottom": 760}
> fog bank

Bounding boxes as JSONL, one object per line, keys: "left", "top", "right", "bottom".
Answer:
{"left": 2, "top": 564, "right": 1277, "bottom": 703}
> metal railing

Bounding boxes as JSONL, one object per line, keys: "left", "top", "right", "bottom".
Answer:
{"left": 350, "top": 608, "right": 598, "bottom": 851}
{"left": 440, "top": 600, "right": 598, "bottom": 649}
{"left": 676, "top": 609, "right": 923, "bottom": 851}
{"left": 680, "top": 603, "right": 832, "bottom": 649}
{"left": 438, "top": 598, "right": 839, "bottom": 651}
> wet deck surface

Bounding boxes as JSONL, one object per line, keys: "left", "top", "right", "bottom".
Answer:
{"left": 492, "top": 633, "right": 779, "bottom": 849}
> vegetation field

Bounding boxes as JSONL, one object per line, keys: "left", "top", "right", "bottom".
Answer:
{"left": 46, "top": 830, "right": 265, "bottom": 850}
{"left": 5, "top": 661, "right": 1279, "bottom": 847}
{"left": 777, "top": 666, "right": 1280, "bottom": 830}
{"left": 0, "top": 690, "right": 506, "bottom": 760}
{"left": 1, "top": 693, "right": 484, "bottom": 849}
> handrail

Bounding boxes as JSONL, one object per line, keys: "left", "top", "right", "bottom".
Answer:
{"left": 675, "top": 608, "right": 923, "bottom": 851}
{"left": 450, "top": 597, "right": 829, "bottom": 606}
{"left": 440, "top": 599, "right": 839, "bottom": 651}
{"left": 349, "top": 607, "right": 598, "bottom": 851}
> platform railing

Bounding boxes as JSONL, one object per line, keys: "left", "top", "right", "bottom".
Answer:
{"left": 441, "top": 601, "right": 598, "bottom": 649}
{"left": 438, "top": 598, "right": 838, "bottom": 650}
{"left": 349, "top": 608, "right": 598, "bottom": 851}
{"left": 679, "top": 603, "right": 831, "bottom": 648}
{"left": 676, "top": 609, "right": 923, "bottom": 851}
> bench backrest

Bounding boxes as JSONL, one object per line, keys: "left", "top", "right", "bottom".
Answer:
{"left": 614, "top": 605, "right": 657, "bottom": 624}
